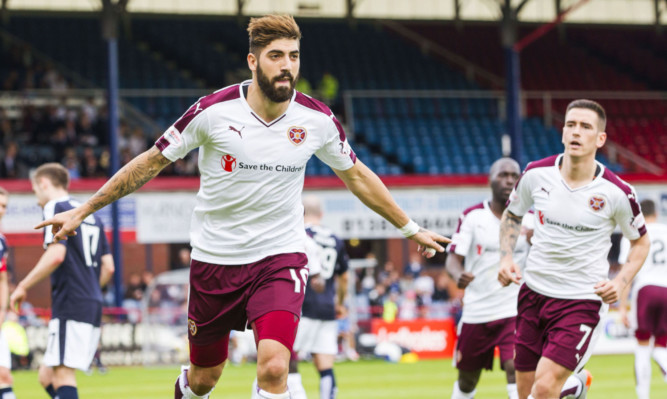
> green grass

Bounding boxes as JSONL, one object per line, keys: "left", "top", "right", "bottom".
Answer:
{"left": 10, "top": 354, "right": 667, "bottom": 398}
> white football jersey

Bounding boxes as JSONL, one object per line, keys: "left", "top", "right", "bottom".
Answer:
{"left": 619, "top": 222, "right": 667, "bottom": 291}
{"left": 507, "top": 154, "right": 646, "bottom": 300}
{"left": 448, "top": 201, "right": 532, "bottom": 323}
{"left": 156, "top": 81, "right": 356, "bottom": 264}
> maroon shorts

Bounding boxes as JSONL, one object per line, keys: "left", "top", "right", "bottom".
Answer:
{"left": 455, "top": 316, "right": 516, "bottom": 372}
{"left": 635, "top": 285, "right": 667, "bottom": 340}
{"left": 514, "top": 284, "right": 603, "bottom": 372}
{"left": 187, "top": 253, "right": 308, "bottom": 346}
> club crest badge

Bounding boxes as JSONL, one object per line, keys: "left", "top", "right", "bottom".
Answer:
{"left": 188, "top": 319, "right": 197, "bottom": 336}
{"left": 287, "top": 126, "right": 307, "bottom": 146}
{"left": 589, "top": 196, "right": 605, "bottom": 211}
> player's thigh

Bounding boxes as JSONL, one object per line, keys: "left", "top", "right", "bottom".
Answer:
{"left": 542, "top": 299, "right": 605, "bottom": 373}
{"left": 294, "top": 317, "right": 318, "bottom": 354}
{"left": 514, "top": 285, "right": 544, "bottom": 372}
{"left": 44, "top": 319, "right": 100, "bottom": 371}
{"left": 532, "top": 356, "right": 572, "bottom": 397}
{"left": 246, "top": 253, "right": 309, "bottom": 325}
{"left": 455, "top": 322, "right": 496, "bottom": 372}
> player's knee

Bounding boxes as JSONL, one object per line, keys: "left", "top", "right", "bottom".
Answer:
{"left": 458, "top": 371, "right": 481, "bottom": 393}
{"left": 530, "top": 378, "right": 555, "bottom": 399}
{"left": 258, "top": 355, "right": 289, "bottom": 383}
{"left": 189, "top": 366, "right": 222, "bottom": 391}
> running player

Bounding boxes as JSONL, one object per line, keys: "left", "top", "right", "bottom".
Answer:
{"left": 34, "top": 15, "right": 448, "bottom": 399}
{"left": 498, "top": 99, "right": 651, "bottom": 399}
{"left": 446, "top": 157, "right": 528, "bottom": 399}
{"left": 618, "top": 199, "right": 667, "bottom": 399}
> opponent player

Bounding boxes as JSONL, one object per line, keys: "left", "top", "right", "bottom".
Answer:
{"left": 289, "top": 195, "right": 350, "bottom": 399}
{"left": 446, "top": 157, "right": 528, "bottom": 399}
{"left": 10, "top": 163, "right": 115, "bottom": 399}
{"left": 618, "top": 199, "right": 667, "bottom": 399}
{"left": 0, "top": 187, "right": 16, "bottom": 399}
{"left": 498, "top": 99, "right": 651, "bottom": 399}
{"left": 34, "top": 15, "right": 449, "bottom": 399}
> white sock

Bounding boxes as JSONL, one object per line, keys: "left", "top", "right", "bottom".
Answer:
{"left": 451, "top": 381, "right": 475, "bottom": 399}
{"left": 528, "top": 396, "right": 535, "bottom": 399}
{"left": 287, "top": 373, "right": 307, "bottom": 399}
{"left": 635, "top": 345, "right": 652, "bottom": 399}
{"left": 178, "top": 367, "right": 213, "bottom": 399}
{"left": 253, "top": 388, "right": 291, "bottom": 399}
{"left": 653, "top": 346, "right": 667, "bottom": 381}
{"left": 506, "top": 383, "right": 518, "bottom": 399}
{"left": 560, "top": 374, "right": 582, "bottom": 398}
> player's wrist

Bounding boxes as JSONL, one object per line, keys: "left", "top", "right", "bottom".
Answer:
{"left": 399, "top": 219, "right": 420, "bottom": 237}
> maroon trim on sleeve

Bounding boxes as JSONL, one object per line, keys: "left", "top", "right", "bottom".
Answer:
{"left": 173, "top": 85, "right": 240, "bottom": 133}
{"left": 601, "top": 168, "right": 646, "bottom": 236}
{"left": 448, "top": 202, "right": 485, "bottom": 253}
{"left": 155, "top": 136, "right": 170, "bottom": 151}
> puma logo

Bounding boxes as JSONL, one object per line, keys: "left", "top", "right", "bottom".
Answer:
{"left": 229, "top": 125, "right": 245, "bottom": 138}
{"left": 540, "top": 187, "right": 551, "bottom": 196}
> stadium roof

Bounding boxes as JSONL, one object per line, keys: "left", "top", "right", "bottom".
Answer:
{"left": 2, "top": 0, "right": 665, "bottom": 25}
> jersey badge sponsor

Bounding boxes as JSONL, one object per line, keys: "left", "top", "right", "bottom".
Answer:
{"left": 188, "top": 319, "right": 197, "bottom": 336}
{"left": 164, "top": 126, "right": 183, "bottom": 146}
{"left": 589, "top": 196, "right": 605, "bottom": 211}
{"left": 538, "top": 210, "right": 545, "bottom": 225}
{"left": 229, "top": 125, "right": 244, "bottom": 138}
{"left": 287, "top": 126, "right": 307, "bottom": 145}
{"left": 476, "top": 244, "right": 483, "bottom": 255}
{"left": 221, "top": 154, "right": 238, "bottom": 172}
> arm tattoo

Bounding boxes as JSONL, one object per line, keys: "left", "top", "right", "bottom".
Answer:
{"left": 499, "top": 210, "right": 523, "bottom": 259}
{"left": 88, "top": 147, "right": 171, "bottom": 213}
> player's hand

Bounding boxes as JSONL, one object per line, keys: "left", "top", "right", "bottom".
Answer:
{"left": 594, "top": 278, "right": 624, "bottom": 304}
{"left": 335, "top": 304, "right": 347, "bottom": 319}
{"left": 456, "top": 271, "right": 475, "bottom": 289}
{"left": 34, "top": 207, "right": 84, "bottom": 242}
{"left": 498, "top": 260, "right": 522, "bottom": 286}
{"left": 9, "top": 284, "right": 27, "bottom": 312}
{"left": 411, "top": 229, "right": 451, "bottom": 259}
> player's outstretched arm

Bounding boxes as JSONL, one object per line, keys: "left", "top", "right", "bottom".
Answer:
{"left": 498, "top": 209, "right": 523, "bottom": 286}
{"left": 594, "top": 233, "right": 650, "bottom": 304}
{"left": 10, "top": 244, "right": 66, "bottom": 311}
{"left": 333, "top": 160, "right": 450, "bottom": 258}
{"left": 35, "top": 146, "right": 172, "bottom": 242}
{"left": 445, "top": 253, "right": 474, "bottom": 289}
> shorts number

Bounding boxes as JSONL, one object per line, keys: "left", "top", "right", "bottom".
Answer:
{"left": 576, "top": 324, "right": 592, "bottom": 351}
{"left": 289, "top": 268, "right": 309, "bottom": 294}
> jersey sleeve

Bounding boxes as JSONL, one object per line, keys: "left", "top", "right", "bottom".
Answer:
{"left": 155, "top": 101, "right": 210, "bottom": 162}
{"left": 42, "top": 201, "right": 60, "bottom": 248}
{"left": 447, "top": 212, "right": 474, "bottom": 256}
{"left": 614, "top": 186, "right": 646, "bottom": 241}
{"left": 314, "top": 115, "right": 357, "bottom": 171}
{"left": 617, "top": 237, "right": 631, "bottom": 264}
{"left": 507, "top": 171, "right": 535, "bottom": 217}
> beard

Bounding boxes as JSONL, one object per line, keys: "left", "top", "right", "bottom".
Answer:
{"left": 256, "top": 62, "right": 297, "bottom": 103}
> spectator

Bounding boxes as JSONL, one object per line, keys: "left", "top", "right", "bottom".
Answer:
{"left": 403, "top": 253, "right": 423, "bottom": 278}
{"left": 318, "top": 71, "right": 339, "bottom": 106}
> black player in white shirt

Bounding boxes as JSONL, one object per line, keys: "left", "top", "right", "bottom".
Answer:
{"left": 10, "top": 164, "right": 114, "bottom": 399}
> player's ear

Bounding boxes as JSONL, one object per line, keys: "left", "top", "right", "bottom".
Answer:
{"left": 596, "top": 131, "right": 607, "bottom": 148}
{"left": 247, "top": 52, "right": 257, "bottom": 72}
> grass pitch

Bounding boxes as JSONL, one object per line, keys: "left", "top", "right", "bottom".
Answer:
{"left": 11, "top": 354, "right": 667, "bottom": 398}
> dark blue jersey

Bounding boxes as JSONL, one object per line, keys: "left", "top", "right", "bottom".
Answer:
{"left": 43, "top": 197, "right": 110, "bottom": 326}
{"left": 302, "top": 224, "right": 349, "bottom": 320}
